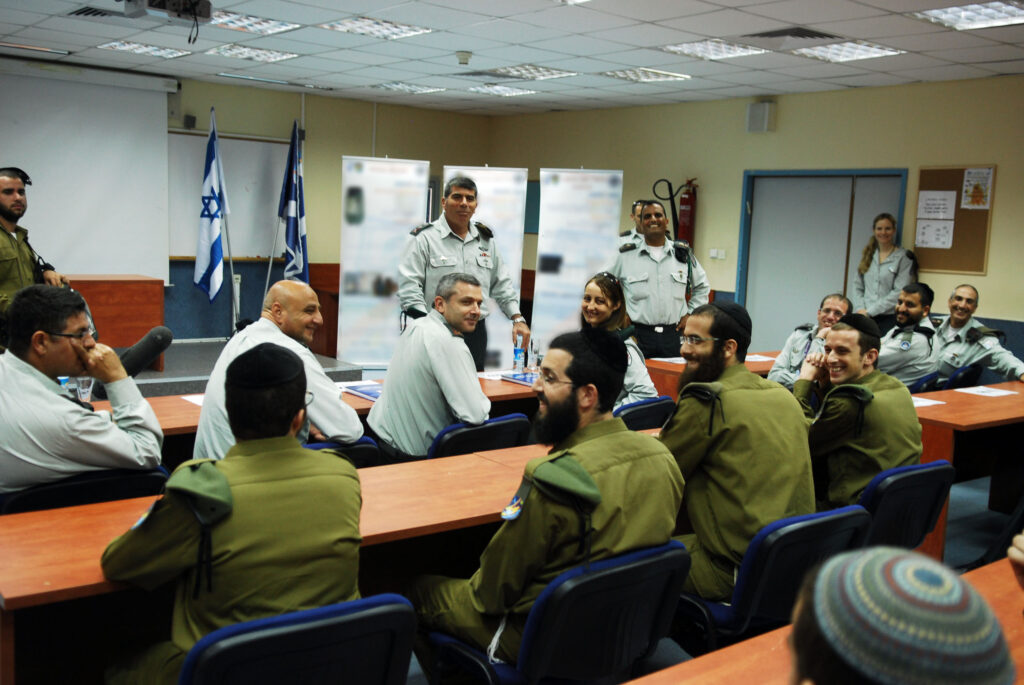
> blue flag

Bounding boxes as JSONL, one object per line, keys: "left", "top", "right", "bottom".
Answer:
{"left": 279, "top": 121, "right": 308, "bottom": 283}
{"left": 194, "top": 108, "right": 230, "bottom": 300}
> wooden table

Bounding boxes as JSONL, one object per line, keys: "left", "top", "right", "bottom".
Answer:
{"left": 646, "top": 352, "right": 779, "bottom": 400}
{"left": 628, "top": 557, "right": 1024, "bottom": 684}
{"left": 67, "top": 275, "right": 165, "bottom": 371}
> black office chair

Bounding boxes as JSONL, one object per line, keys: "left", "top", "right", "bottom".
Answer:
{"left": 954, "top": 479, "right": 1024, "bottom": 572}
{"left": 178, "top": 593, "right": 416, "bottom": 685}
{"left": 857, "top": 460, "right": 955, "bottom": 548}
{"left": 675, "top": 505, "right": 870, "bottom": 654}
{"left": 944, "top": 363, "right": 983, "bottom": 390}
{"left": 613, "top": 395, "right": 676, "bottom": 431}
{"left": 427, "top": 413, "right": 532, "bottom": 459}
{"left": 909, "top": 371, "right": 942, "bottom": 394}
{"left": 305, "top": 435, "right": 381, "bottom": 468}
{"left": 428, "top": 540, "right": 690, "bottom": 685}
{"left": 1, "top": 467, "right": 168, "bottom": 515}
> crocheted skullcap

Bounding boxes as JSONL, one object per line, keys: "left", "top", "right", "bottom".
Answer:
{"left": 813, "top": 546, "right": 1014, "bottom": 685}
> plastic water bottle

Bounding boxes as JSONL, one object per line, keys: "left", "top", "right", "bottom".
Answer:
{"left": 513, "top": 334, "right": 525, "bottom": 373}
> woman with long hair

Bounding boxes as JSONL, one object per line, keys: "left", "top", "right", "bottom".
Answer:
{"left": 853, "top": 212, "right": 917, "bottom": 334}
{"left": 580, "top": 272, "right": 658, "bottom": 410}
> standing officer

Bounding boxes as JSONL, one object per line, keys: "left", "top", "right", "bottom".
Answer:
{"left": 398, "top": 176, "right": 529, "bottom": 370}
{"left": 609, "top": 200, "right": 710, "bottom": 358}
{"left": 618, "top": 199, "right": 645, "bottom": 246}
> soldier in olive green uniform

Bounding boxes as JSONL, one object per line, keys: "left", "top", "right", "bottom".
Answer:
{"left": 660, "top": 303, "right": 815, "bottom": 601}
{"left": 102, "top": 344, "right": 362, "bottom": 685}
{"left": 409, "top": 329, "right": 684, "bottom": 666}
{"left": 794, "top": 315, "right": 922, "bottom": 510}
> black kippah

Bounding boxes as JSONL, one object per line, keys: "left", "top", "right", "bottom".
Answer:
{"left": 712, "top": 302, "right": 752, "bottom": 335}
{"left": 580, "top": 326, "right": 628, "bottom": 374}
{"left": 226, "top": 343, "right": 303, "bottom": 389}
{"left": 839, "top": 313, "right": 881, "bottom": 338}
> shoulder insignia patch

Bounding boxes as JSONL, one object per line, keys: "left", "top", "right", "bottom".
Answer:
{"left": 409, "top": 223, "right": 431, "bottom": 236}
{"left": 619, "top": 243, "right": 638, "bottom": 253}
{"left": 619, "top": 229, "right": 633, "bottom": 237}
{"left": 673, "top": 240, "right": 691, "bottom": 264}
{"left": 796, "top": 323, "right": 814, "bottom": 332}
{"left": 474, "top": 221, "right": 493, "bottom": 239}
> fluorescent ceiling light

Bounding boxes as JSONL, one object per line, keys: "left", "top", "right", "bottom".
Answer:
{"left": 0, "top": 41, "right": 70, "bottom": 56}
{"left": 206, "top": 44, "right": 297, "bottom": 63}
{"left": 210, "top": 11, "right": 300, "bottom": 35}
{"left": 216, "top": 72, "right": 290, "bottom": 84}
{"left": 374, "top": 82, "right": 446, "bottom": 94}
{"left": 490, "top": 64, "right": 577, "bottom": 80}
{"left": 318, "top": 17, "right": 432, "bottom": 40}
{"left": 662, "top": 39, "right": 767, "bottom": 60}
{"left": 791, "top": 41, "right": 904, "bottom": 62}
{"left": 98, "top": 41, "right": 189, "bottom": 59}
{"left": 912, "top": 2, "right": 1024, "bottom": 29}
{"left": 602, "top": 68, "right": 691, "bottom": 82}
{"left": 469, "top": 84, "right": 537, "bottom": 96}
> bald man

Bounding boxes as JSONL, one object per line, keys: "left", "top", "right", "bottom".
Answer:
{"left": 193, "top": 280, "right": 363, "bottom": 460}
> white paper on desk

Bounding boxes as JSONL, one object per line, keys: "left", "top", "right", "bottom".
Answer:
{"left": 182, "top": 394, "right": 204, "bottom": 406}
{"left": 912, "top": 396, "right": 946, "bottom": 407}
{"left": 478, "top": 371, "right": 505, "bottom": 380}
{"left": 954, "top": 386, "right": 1018, "bottom": 397}
{"left": 745, "top": 354, "right": 776, "bottom": 362}
{"left": 651, "top": 357, "right": 687, "bottom": 364}
{"left": 337, "top": 380, "right": 378, "bottom": 388}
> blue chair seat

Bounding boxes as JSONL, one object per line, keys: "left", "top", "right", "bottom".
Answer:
{"left": 305, "top": 435, "right": 381, "bottom": 468}
{"left": 856, "top": 460, "right": 955, "bottom": 548}
{"left": 427, "top": 413, "right": 532, "bottom": 459}
{"left": 613, "top": 395, "right": 676, "bottom": 431}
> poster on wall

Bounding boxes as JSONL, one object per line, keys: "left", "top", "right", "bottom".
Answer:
{"left": 531, "top": 169, "right": 623, "bottom": 354}
{"left": 443, "top": 165, "right": 528, "bottom": 370}
{"left": 338, "top": 156, "right": 429, "bottom": 366}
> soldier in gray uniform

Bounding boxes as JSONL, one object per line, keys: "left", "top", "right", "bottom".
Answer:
{"left": 608, "top": 200, "right": 710, "bottom": 358}
{"left": 931, "top": 284, "right": 1024, "bottom": 384}
{"left": 768, "top": 293, "right": 851, "bottom": 389}
{"left": 617, "top": 199, "right": 644, "bottom": 246}
{"left": 877, "top": 282, "right": 936, "bottom": 387}
{"left": 397, "top": 176, "right": 529, "bottom": 371}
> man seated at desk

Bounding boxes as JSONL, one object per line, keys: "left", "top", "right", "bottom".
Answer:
{"left": 876, "top": 282, "right": 936, "bottom": 386}
{"left": 369, "top": 272, "right": 490, "bottom": 461}
{"left": 409, "top": 328, "right": 683, "bottom": 668}
{"left": 102, "top": 343, "right": 362, "bottom": 685}
{"left": 0, "top": 285, "right": 162, "bottom": 493}
{"left": 931, "top": 284, "right": 1024, "bottom": 384}
{"left": 794, "top": 314, "right": 921, "bottom": 509}
{"left": 768, "top": 293, "right": 850, "bottom": 389}
{"left": 193, "top": 279, "right": 362, "bottom": 460}
{"left": 659, "top": 302, "right": 814, "bottom": 600}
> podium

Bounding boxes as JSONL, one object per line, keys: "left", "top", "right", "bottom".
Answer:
{"left": 66, "top": 274, "right": 165, "bottom": 371}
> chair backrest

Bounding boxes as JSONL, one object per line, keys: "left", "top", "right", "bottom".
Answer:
{"left": 178, "top": 593, "right": 416, "bottom": 685}
{"left": 857, "top": 460, "right": 956, "bottom": 548}
{"left": 944, "top": 363, "right": 983, "bottom": 390}
{"left": 515, "top": 541, "right": 691, "bottom": 684}
{"left": 1, "top": 468, "right": 168, "bottom": 515}
{"left": 613, "top": 395, "right": 676, "bottom": 431}
{"left": 909, "top": 371, "right": 941, "bottom": 394}
{"left": 728, "top": 505, "right": 871, "bottom": 628}
{"left": 304, "top": 436, "right": 381, "bottom": 468}
{"left": 427, "top": 413, "right": 532, "bottom": 459}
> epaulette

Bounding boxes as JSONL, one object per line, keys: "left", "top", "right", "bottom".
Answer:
{"left": 166, "top": 460, "right": 233, "bottom": 526}
{"left": 619, "top": 229, "right": 633, "bottom": 237}
{"left": 531, "top": 453, "right": 602, "bottom": 511}
{"left": 913, "top": 325, "right": 935, "bottom": 339}
{"left": 474, "top": 221, "right": 493, "bottom": 239}
{"left": 619, "top": 243, "right": 638, "bottom": 253}
{"left": 680, "top": 381, "right": 725, "bottom": 436}
{"left": 673, "top": 240, "right": 691, "bottom": 264}
{"left": 966, "top": 325, "right": 1005, "bottom": 344}
{"left": 929, "top": 316, "right": 944, "bottom": 328}
{"left": 822, "top": 384, "right": 873, "bottom": 437}
{"left": 409, "top": 222, "right": 431, "bottom": 236}
{"left": 795, "top": 323, "right": 814, "bottom": 332}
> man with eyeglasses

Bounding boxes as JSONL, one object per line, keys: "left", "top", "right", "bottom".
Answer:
{"left": 103, "top": 343, "right": 362, "bottom": 685}
{"left": 194, "top": 279, "right": 363, "bottom": 461}
{"left": 767, "top": 293, "right": 851, "bottom": 389}
{"left": 660, "top": 302, "right": 814, "bottom": 601}
{"left": 0, "top": 285, "right": 162, "bottom": 494}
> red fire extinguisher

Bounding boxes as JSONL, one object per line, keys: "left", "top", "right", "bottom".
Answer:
{"left": 677, "top": 178, "right": 698, "bottom": 247}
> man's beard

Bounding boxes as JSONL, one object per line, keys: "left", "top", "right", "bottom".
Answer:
{"left": 677, "top": 342, "right": 727, "bottom": 393}
{"left": 533, "top": 392, "right": 580, "bottom": 445}
{"left": 0, "top": 204, "right": 22, "bottom": 225}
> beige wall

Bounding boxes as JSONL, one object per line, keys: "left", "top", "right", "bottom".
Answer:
{"left": 177, "top": 74, "right": 1023, "bottom": 320}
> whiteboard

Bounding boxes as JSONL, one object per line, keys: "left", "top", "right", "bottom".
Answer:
{"left": 168, "top": 131, "right": 288, "bottom": 259}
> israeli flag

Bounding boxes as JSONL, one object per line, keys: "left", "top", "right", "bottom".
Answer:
{"left": 279, "top": 120, "right": 308, "bottom": 283}
{"left": 194, "top": 108, "right": 230, "bottom": 300}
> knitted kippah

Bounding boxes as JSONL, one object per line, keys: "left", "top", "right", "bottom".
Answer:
{"left": 813, "top": 547, "right": 1014, "bottom": 685}
{"left": 226, "top": 342, "right": 303, "bottom": 389}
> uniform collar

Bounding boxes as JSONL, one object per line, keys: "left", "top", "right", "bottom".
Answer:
{"left": 549, "top": 416, "right": 628, "bottom": 454}
{"left": 1, "top": 350, "right": 67, "bottom": 396}
{"left": 439, "top": 213, "right": 476, "bottom": 241}
{"left": 223, "top": 435, "right": 303, "bottom": 459}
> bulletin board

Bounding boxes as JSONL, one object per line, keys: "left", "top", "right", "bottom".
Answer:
{"left": 913, "top": 165, "right": 995, "bottom": 275}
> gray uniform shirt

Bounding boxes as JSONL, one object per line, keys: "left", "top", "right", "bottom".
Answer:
{"left": 615, "top": 337, "right": 659, "bottom": 410}
{"left": 877, "top": 318, "right": 936, "bottom": 386}
{"left": 767, "top": 324, "right": 823, "bottom": 390}
{"left": 368, "top": 310, "right": 490, "bottom": 456}
{"left": 609, "top": 242, "right": 710, "bottom": 325}
{"left": 931, "top": 316, "right": 1024, "bottom": 383}
{"left": 853, "top": 247, "right": 914, "bottom": 317}
{"left": 397, "top": 215, "right": 520, "bottom": 320}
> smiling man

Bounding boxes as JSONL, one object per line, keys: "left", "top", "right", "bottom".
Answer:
{"left": 768, "top": 293, "right": 851, "bottom": 389}
{"left": 369, "top": 272, "right": 490, "bottom": 461}
{"left": 931, "top": 284, "right": 1024, "bottom": 384}
{"left": 876, "top": 282, "right": 936, "bottom": 386}
{"left": 795, "top": 313, "right": 921, "bottom": 509}
{"left": 194, "top": 279, "right": 362, "bottom": 461}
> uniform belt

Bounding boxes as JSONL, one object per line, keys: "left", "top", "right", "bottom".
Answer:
{"left": 378, "top": 439, "right": 423, "bottom": 464}
{"left": 634, "top": 322, "right": 675, "bottom": 333}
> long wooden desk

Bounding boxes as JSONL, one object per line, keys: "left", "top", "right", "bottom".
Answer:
{"left": 646, "top": 352, "right": 779, "bottom": 400}
{"left": 629, "top": 557, "right": 1024, "bottom": 684}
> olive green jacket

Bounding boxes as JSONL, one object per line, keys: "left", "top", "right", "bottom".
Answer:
{"left": 0, "top": 225, "right": 42, "bottom": 315}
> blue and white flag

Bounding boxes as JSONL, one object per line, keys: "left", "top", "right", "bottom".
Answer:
{"left": 194, "top": 108, "right": 230, "bottom": 300}
{"left": 279, "top": 121, "right": 308, "bottom": 283}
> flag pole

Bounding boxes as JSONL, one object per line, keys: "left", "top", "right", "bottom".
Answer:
{"left": 263, "top": 217, "right": 283, "bottom": 303}
{"left": 222, "top": 214, "right": 238, "bottom": 329}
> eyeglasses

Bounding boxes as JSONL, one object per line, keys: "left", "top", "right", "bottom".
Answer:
{"left": 304, "top": 391, "right": 314, "bottom": 407}
{"left": 46, "top": 328, "right": 97, "bottom": 340}
{"left": 679, "top": 335, "right": 719, "bottom": 346}
{"left": 539, "top": 372, "right": 574, "bottom": 387}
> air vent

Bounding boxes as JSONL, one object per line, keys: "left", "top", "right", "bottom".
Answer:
{"left": 743, "top": 27, "right": 842, "bottom": 40}
{"left": 67, "top": 5, "right": 150, "bottom": 26}
{"left": 737, "top": 26, "right": 844, "bottom": 51}
{"left": 69, "top": 6, "right": 115, "bottom": 18}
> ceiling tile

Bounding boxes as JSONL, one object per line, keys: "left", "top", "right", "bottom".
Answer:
{"left": 37, "top": 16, "right": 142, "bottom": 39}
{"left": 0, "top": 9, "right": 52, "bottom": 27}
{"left": 925, "top": 44, "right": 1024, "bottom": 63}
{"left": 764, "top": 78, "right": 844, "bottom": 92}
{"left": 269, "top": 25, "right": 378, "bottom": 48}
{"left": 370, "top": 3, "right": 494, "bottom": 30}
{"left": 769, "top": 62, "right": 873, "bottom": 78}
{"left": 598, "top": 47, "right": 700, "bottom": 67}
{"left": 455, "top": 19, "right": 563, "bottom": 43}
{"left": 525, "top": 34, "right": 634, "bottom": 57}
{"left": 122, "top": 29, "right": 223, "bottom": 52}
{"left": 585, "top": 22, "right": 710, "bottom": 48}
{"left": 812, "top": 14, "right": 943, "bottom": 39}
{"left": 418, "top": 0, "right": 551, "bottom": 18}
{"left": 746, "top": 0, "right": 885, "bottom": 24}
{"left": 7, "top": 26, "right": 104, "bottom": 48}
{"left": 471, "top": 44, "right": 573, "bottom": 63}
{"left": 710, "top": 69, "right": 805, "bottom": 85}
{"left": 226, "top": 0, "right": 350, "bottom": 24}
{"left": 891, "top": 63, "right": 999, "bottom": 81}
{"left": 883, "top": 30, "right": 997, "bottom": 52}
{"left": 584, "top": 0, "right": 722, "bottom": 22}
{"left": 827, "top": 72, "right": 916, "bottom": 87}
{"left": 316, "top": 47, "right": 407, "bottom": 65}
{"left": 397, "top": 30, "right": 507, "bottom": 51}
{"left": 966, "top": 25, "right": 1024, "bottom": 44}
{"left": 511, "top": 6, "right": 637, "bottom": 32}
{"left": 662, "top": 9, "right": 791, "bottom": 38}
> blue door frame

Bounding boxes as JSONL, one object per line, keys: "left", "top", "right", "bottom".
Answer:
{"left": 734, "top": 168, "right": 908, "bottom": 305}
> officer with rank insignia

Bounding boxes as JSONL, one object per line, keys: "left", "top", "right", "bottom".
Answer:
{"left": 397, "top": 176, "right": 529, "bottom": 371}
{"left": 768, "top": 293, "right": 851, "bottom": 389}
{"left": 608, "top": 200, "right": 710, "bottom": 358}
{"left": 617, "top": 198, "right": 644, "bottom": 246}
{"left": 931, "top": 284, "right": 1024, "bottom": 384}
{"left": 876, "top": 282, "right": 936, "bottom": 386}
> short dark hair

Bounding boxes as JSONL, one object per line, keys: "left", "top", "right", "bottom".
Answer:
{"left": 830, "top": 321, "right": 880, "bottom": 357}
{"left": 902, "top": 282, "right": 934, "bottom": 308}
{"left": 640, "top": 200, "right": 665, "bottom": 214}
{"left": 435, "top": 272, "right": 481, "bottom": 300}
{"left": 819, "top": 293, "right": 852, "bottom": 313}
{"left": 443, "top": 176, "right": 477, "bottom": 199}
{"left": 548, "top": 330, "right": 625, "bottom": 413}
{"left": 5, "top": 285, "right": 86, "bottom": 358}
{"left": 0, "top": 167, "right": 30, "bottom": 184}
{"left": 690, "top": 303, "right": 751, "bottom": 361}
{"left": 225, "top": 368, "right": 306, "bottom": 441}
